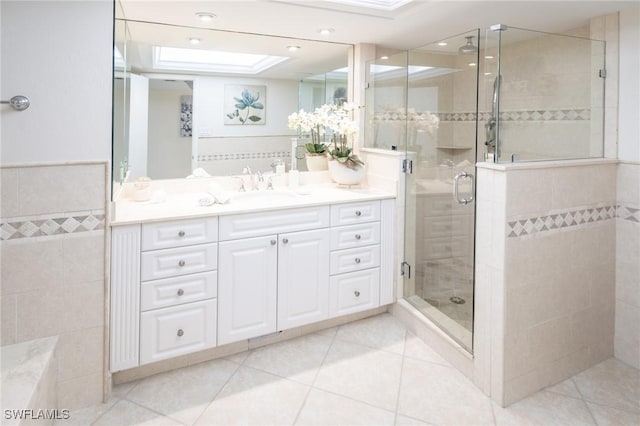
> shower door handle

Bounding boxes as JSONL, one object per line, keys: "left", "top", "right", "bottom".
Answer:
{"left": 454, "top": 171, "right": 475, "bottom": 205}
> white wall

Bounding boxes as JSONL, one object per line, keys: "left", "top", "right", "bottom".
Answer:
{"left": 195, "top": 76, "right": 297, "bottom": 137}
{"left": 618, "top": 3, "right": 640, "bottom": 162}
{"left": 1, "top": 1, "right": 112, "bottom": 164}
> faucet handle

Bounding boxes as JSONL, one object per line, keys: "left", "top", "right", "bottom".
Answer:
{"left": 266, "top": 176, "right": 274, "bottom": 190}
{"left": 231, "top": 176, "right": 246, "bottom": 192}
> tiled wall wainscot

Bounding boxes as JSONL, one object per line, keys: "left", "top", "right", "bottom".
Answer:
{"left": 615, "top": 162, "right": 640, "bottom": 369}
{"left": 0, "top": 163, "right": 108, "bottom": 409}
{"left": 475, "top": 159, "right": 618, "bottom": 407}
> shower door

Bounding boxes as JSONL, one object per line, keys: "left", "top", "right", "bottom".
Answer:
{"left": 402, "top": 30, "right": 479, "bottom": 352}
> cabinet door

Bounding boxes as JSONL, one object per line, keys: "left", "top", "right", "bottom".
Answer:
{"left": 218, "top": 235, "right": 278, "bottom": 345}
{"left": 278, "top": 228, "right": 330, "bottom": 330}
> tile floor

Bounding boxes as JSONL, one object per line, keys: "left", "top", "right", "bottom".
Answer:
{"left": 60, "top": 313, "right": 640, "bottom": 425}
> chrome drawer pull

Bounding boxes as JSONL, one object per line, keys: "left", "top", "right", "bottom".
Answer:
{"left": 355, "top": 210, "right": 362, "bottom": 216}
{"left": 178, "top": 230, "right": 186, "bottom": 237}
{"left": 355, "top": 258, "right": 361, "bottom": 264}
{"left": 177, "top": 289, "right": 184, "bottom": 296}
{"left": 282, "top": 238, "right": 289, "bottom": 244}
{"left": 177, "top": 329, "right": 184, "bottom": 337}
{"left": 178, "top": 260, "right": 186, "bottom": 267}
{"left": 270, "top": 239, "right": 277, "bottom": 246}
{"left": 355, "top": 234, "right": 361, "bottom": 240}
{"left": 354, "top": 290, "right": 360, "bottom": 297}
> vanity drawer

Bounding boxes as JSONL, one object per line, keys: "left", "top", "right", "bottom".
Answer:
{"left": 330, "top": 222, "right": 380, "bottom": 250}
{"left": 219, "top": 206, "right": 330, "bottom": 241}
{"left": 331, "top": 201, "right": 380, "bottom": 226}
{"left": 330, "top": 245, "right": 380, "bottom": 275}
{"left": 329, "top": 268, "right": 380, "bottom": 317}
{"left": 141, "top": 243, "right": 217, "bottom": 281}
{"left": 141, "top": 271, "right": 217, "bottom": 312}
{"left": 142, "top": 218, "right": 218, "bottom": 251}
{"left": 140, "top": 299, "right": 217, "bottom": 365}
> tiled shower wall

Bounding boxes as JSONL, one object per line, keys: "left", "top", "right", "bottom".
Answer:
{"left": 0, "top": 163, "right": 107, "bottom": 409}
{"left": 475, "top": 159, "right": 618, "bottom": 406}
{"left": 615, "top": 162, "right": 640, "bottom": 369}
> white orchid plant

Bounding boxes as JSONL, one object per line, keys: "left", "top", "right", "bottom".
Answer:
{"left": 288, "top": 103, "right": 364, "bottom": 168}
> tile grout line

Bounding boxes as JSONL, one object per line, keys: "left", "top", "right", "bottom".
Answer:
{"left": 392, "top": 329, "right": 408, "bottom": 425}
{"left": 190, "top": 359, "right": 244, "bottom": 426}
{"left": 88, "top": 397, "right": 121, "bottom": 426}
{"left": 291, "top": 328, "right": 339, "bottom": 425}
{"left": 569, "top": 377, "right": 600, "bottom": 426}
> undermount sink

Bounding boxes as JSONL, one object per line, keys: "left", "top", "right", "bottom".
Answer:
{"left": 231, "top": 189, "right": 301, "bottom": 204}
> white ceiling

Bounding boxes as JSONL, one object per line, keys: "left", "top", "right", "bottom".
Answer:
{"left": 119, "top": 0, "right": 634, "bottom": 50}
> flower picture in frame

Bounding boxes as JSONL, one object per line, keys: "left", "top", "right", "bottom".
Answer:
{"left": 224, "top": 85, "right": 266, "bottom": 125}
{"left": 180, "top": 95, "right": 193, "bottom": 137}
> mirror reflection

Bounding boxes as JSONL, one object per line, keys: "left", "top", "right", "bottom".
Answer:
{"left": 112, "top": 19, "right": 352, "bottom": 194}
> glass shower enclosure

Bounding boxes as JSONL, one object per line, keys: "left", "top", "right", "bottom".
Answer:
{"left": 366, "top": 30, "right": 480, "bottom": 352}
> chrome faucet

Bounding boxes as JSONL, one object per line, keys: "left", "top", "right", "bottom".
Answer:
{"left": 252, "top": 170, "right": 264, "bottom": 191}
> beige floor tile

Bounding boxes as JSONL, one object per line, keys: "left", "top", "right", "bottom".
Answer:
{"left": 55, "top": 398, "right": 118, "bottom": 426}
{"left": 397, "top": 358, "right": 494, "bottom": 426}
{"left": 93, "top": 399, "right": 182, "bottom": 426}
{"left": 295, "top": 388, "right": 395, "bottom": 425}
{"left": 125, "top": 358, "right": 239, "bottom": 424}
{"left": 314, "top": 339, "right": 403, "bottom": 411}
{"left": 493, "top": 391, "right": 595, "bottom": 425}
{"left": 244, "top": 333, "right": 333, "bottom": 384}
{"left": 403, "top": 332, "right": 450, "bottom": 366}
{"left": 573, "top": 358, "right": 640, "bottom": 413}
{"left": 111, "top": 381, "right": 139, "bottom": 399}
{"left": 587, "top": 402, "right": 640, "bottom": 426}
{"left": 225, "top": 350, "right": 250, "bottom": 365}
{"left": 195, "top": 366, "right": 309, "bottom": 425}
{"left": 315, "top": 326, "right": 338, "bottom": 338}
{"left": 334, "top": 313, "right": 406, "bottom": 354}
{"left": 394, "top": 414, "right": 433, "bottom": 425}
{"left": 544, "top": 378, "right": 582, "bottom": 399}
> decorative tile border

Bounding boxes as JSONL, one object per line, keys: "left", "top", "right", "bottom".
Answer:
{"left": 618, "top": 204, "right": 640, "bottom": 223}
{"left": 197, "top": 151, "right": 290, "bottom": 162}
{"left": 0, "top": 211, "right": 105, "bottom": 241}
{"left": 374, "top": 109, "right": 591, "bottom": 123}
{"left": 507, "top": 205, "right": 616, "bottom": 238}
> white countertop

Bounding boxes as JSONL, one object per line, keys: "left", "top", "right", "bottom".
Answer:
{"left": 111, "top": 182, "right": 395, "bottom": 226}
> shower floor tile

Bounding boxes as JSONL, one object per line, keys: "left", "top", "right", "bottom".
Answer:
{"left": 69, "top": 313, "right": 639, "bottom": 426}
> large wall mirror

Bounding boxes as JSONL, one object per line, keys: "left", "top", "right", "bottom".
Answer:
{"left": 112, "top": 16, "right": 353, "bottom": 198}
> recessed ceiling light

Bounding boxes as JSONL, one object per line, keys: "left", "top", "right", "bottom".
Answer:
{"left": 318, "top": 28, "right": 335, "bottom": 36}
{"left": 468, "top": 62, "right": 477, "bottom": 67}
{"left": 195, "top": 12, "right": 216, "bottom": 22}
{"left": 380, "top": 55, "right": 389, "bottom": 60}
{"left": 287, "top": 45, "right": 301, "bottom": 52}
{"left": 437, "top": 42, "right": 448, "bottom": 46}
{"left": 189, "top": 37, "right": 201, "bottom": 45}
{"left": 485, "top": 55, "right": 494, "bottom": 59}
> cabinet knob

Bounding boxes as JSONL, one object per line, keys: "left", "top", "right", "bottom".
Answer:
{"left": 177, "top": 289, "right": 184, "bottom": 296}
{"left": 355, "top": 234, "right": 361, "bottom": 240}
{"left": 271, "top": 239, "right": 277, "bottom": 246}
{"left": 354, "top": 290, "right": 361, "bottom": 297}
{"left": 355, "top": 257, "right": 361, "bottom": 264}
{"left": 177, "top": 329, "right": 184, "bottom": 337}
{"left": 355, "top": 210, "right": 362, "bottom": 216}
{"left": 178, "top": 260, "right": 186, "bottom": 267}
{"left": 282, "top": 238, "right": 289, "bottom": 244}
{"left": 178, "top": 230, "right": 185, "bottom": 237}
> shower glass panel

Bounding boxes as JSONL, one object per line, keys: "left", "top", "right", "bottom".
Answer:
{"left": 483, "top": 26, "right": 606, "bottom": 163}
{"left": 402, "top": 30, "right": 480, "bottom": 352}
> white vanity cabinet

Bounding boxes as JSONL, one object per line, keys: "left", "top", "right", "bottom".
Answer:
{"left": 110, "top": 217, "right": 218, "bottom": 372}
{"left": 217, "top": 207, "right": 331, "bottom": 345}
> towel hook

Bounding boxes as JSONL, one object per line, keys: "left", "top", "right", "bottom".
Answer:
{"left": 1, "top": 95, "right": 30, "bottom": 111}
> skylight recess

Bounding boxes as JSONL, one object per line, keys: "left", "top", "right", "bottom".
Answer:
{"left": 152, "top": 46, "right": 289, "bottom": 74}
{"left": 321, "top": 0, "right": 414, "bottom": 11}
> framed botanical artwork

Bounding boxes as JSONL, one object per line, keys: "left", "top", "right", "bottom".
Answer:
{"left": 180, "top": 95, "right": 193, "bottom": 136}
{"left": 224, "top": 85, "right": 266, "bottom": 125}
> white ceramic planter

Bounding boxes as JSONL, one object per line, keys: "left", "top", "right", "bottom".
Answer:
{"left": 328, "top": 160, "right": 366, "bottom": 185}
{"left": 305, "top": 154, "right": 328, "bottom": 171}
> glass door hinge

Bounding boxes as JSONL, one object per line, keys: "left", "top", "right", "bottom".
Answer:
{"left": 401, "top": 261, "right": 411, "bottom": 279}
{"left": 402, "top": 159, "right": 413, "bottom": 174}
{"left": 599, "top": 69, "right": 607, "bottom": 78}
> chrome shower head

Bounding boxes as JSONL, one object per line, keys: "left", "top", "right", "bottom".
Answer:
{"left": 458, "top": 36, "right": 478, "bottom": 54}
